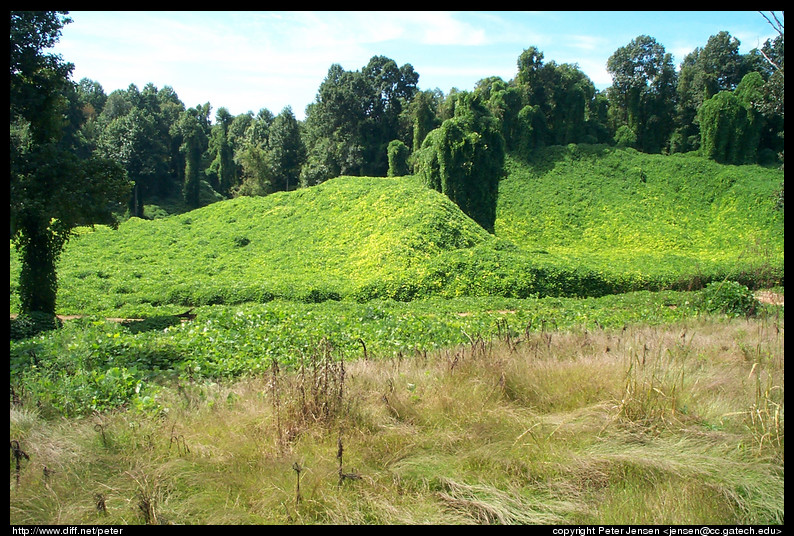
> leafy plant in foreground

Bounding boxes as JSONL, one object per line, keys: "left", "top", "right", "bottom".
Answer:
{"left": 697, "top": 280, "right": 759, "bottom": 317}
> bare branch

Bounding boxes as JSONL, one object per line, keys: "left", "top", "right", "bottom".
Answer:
{"left": 758, "top": 47, "right": 782, "bottom": 71}
{"left": 759, "top": 11, "right": 784, "bottom": 36}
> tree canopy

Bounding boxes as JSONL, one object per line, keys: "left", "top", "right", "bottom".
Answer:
{"left": 10, "top": 11, "right": 131, "bottom": 315}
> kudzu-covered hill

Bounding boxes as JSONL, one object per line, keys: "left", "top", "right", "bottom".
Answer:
{"left": 9, "top": 145, "right": 784, "bottom": 317}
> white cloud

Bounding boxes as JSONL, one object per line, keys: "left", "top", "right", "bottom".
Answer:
{"left": 53, "top": 11, "right": 779, "bottom": 121}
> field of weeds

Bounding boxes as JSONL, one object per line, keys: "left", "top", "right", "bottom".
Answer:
{"left": 10, "top": 313, "right": 783, "bottom": 525}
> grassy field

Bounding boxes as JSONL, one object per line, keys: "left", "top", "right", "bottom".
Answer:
{"left": 9, "top": 146, "right": 784, "bottom": 524}
{"left": 10, "top": 314, "right": 784, "bottom": 524}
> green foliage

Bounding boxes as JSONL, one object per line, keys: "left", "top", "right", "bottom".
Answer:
{"left": 10, "top": 12, "right": 132, "bottom": 315}
{"left": 613, "top": 125, "right": 637, "bottom": 148}
{"left": 416, "top": 92, "right": 505, "bottom": 232}
{"left": 497, "top": 146, "right": 784, "bottom": 293}
{"left": 606, "top": 35, "right": 677, "bottom": 153}
{"left": 176, "top": 107, "right": 209, "bottom": 209}
{"left": 697, "top": 280, "right": 759, "bottom": 317}
{"left": 10, "top": 312, "right": 63, "bottom": 340}
{"left": 697, "top": 86, "right": 760, "bottom": 165}
{"left": 9, "top": 147, "right": 785, "bottom": 317}
{"left": 301, "top": 57, "right": 418, "bottom": 181}
{"left": 266, "top": 107, "right": 306, "bottom": 192}
{"left": 9, "top": 290, "right": 708, "bottom": 416}
{"left": 387, "top": 139, "right": 410, "bottom": 176}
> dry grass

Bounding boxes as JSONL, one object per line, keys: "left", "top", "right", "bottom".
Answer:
{"left": 9, "top": 315, "right": 784, "bottom": 525}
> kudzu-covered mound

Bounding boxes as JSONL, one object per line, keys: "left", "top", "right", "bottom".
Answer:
{"left": 9, "top": 147, "right": 784, "bottom": 316}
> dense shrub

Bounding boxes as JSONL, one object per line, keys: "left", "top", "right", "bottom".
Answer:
{"left": 697, "top": 280, "right": 759, "bottom": 317}
{"left": 387, "top": 139, "right": 410, "bottom": 176}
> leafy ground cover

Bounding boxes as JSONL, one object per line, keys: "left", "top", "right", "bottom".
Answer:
{"left": 10, "top": 313, "right": 784, "bottom": 524}
{"left": 11, "top": 291, "right": 708, "bottom": 417}
{"left": 497, "top": 145, "right": 784, "bottom": 291}
{"left": 9, "top": 145, "right": 784, "bottom": 524}
{"left": 9, "top": 147, "right": 784, "bottom": 316}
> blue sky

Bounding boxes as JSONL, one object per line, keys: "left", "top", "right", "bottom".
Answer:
{"left": 52, "top": 11, "right": 779, "bottom": 121}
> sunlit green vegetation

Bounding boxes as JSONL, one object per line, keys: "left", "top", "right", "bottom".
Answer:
{"left": 10, "top": 315, "right": 784, "bottom": 524}
{"left": 10, "top": 11, "right": 784, "bottom": 525}
{"left": 8, "top": 147, "right": 784, "bottom": 318}
{"left": 497, "top": 146, "right": 784, "bottom": 290}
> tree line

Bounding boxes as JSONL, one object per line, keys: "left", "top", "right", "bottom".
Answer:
{"left": 82, "top": 18, "right": 785, "bottom": 222}
{"left": 10, "top": 11, "right": 784, "bottom": 318}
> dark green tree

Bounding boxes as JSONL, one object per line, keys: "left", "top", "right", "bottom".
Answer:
{"left": 698, "top": 72, "right": 765, "bottom": 165}
{"left": 176, "top": 107, "right": 208, "bottom": 209}
{"left": 408, "top": 89, "right": 442, "bottom": 153}
{"left": 415, "top": 91, "right": 505, "bottom": 232}
{"left": 512, "top": 46, "right": 603, "bottom": 151}
{"left": 154, "top": 85, "right": 188, "bottom": 197}
{"left": 673, "top": 31, "right": 748, "bottom": 153}
{"left": 11, "top": 11, "right": 131, "bottom": 316}
{"left": 231, "top": 108, "right": 275, "bottom": 196}
{"left": 267, "top": 107, "right": 306, "bottom": 192}
{"left": 606, "top": 35, "right": 677, "bottom": 153}
{"left": 75, "top": 77, "right": 107, "bottom": 121}
{"left": 477, "top": 77, "right": 526, "bottom": 151}
{"left": 207, "top": 107, "right": 236, "bottom": 196}
{"left": 301, "top": 64, "right": 368, "bottom": 183}
{"left": 96, "top": 106, "right": 166, "bottom": 217}
{"left": 754, "top": 12, "right": 784, "bottom": 166}
{"left": 387, "top": 139, "right": 410, "bottom": 176}
{"left": 302, "top": 57, "right": 418, "bottom": 182}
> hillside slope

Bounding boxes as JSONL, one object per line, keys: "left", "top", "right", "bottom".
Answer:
{"left": 10, "top": 176, "right": 494, "bottom": 314}
{"left": 497, "top": 145, "right": 784, "bottom": 289}
{"left": 9, "top": 147, "right": 784, "bottom": 316}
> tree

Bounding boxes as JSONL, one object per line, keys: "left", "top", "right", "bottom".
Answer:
{"left": 755, "top": 11, "right": 784, "bottom": 166}
{"left": 415, "top": 91, "right": 505, "bottom": 232}
{"left": 267, "top": 107, "right": 306, "bottom": 192}
{"left": 175, "top": 107, "right": 208, "bottom": 209}
{"left": 674, "top": 31, "right": 747, "bottom": 153}
{"left": 11, "top": 11, "right": 131, "bottom": 316}
{"left": 206, "top": 107, "right": 236, "bottom": 196}
{"left": 512, "top": 46, "right": 603, "bottom": 151}
{"left": 408, "top": 88, "right": 442, "bottom": 153}
{"left": 697, "top": 73, "right": 763, "bottom": 165}
{"left": 96, "top": 106, "right": 166, "bottom": 217}
{"left": 76, "top": 77, "right": 107, "bottom": 121}
{"left": 387, "top": 140, "right": 410, "bottom": 176}
{"left": 606, "top": 35, "right": 677, "bottom": 153}
{"left": 233, "top": 143, "right": 274, "bottom": 197}
{"left": 302, "top": 57, "right": 419, "bottom": 181}
{"left": 231, "top": 108, "right": 276, "bottom": 197}
{"left": 477, "top": 77, "right": 525, "bottom": 151}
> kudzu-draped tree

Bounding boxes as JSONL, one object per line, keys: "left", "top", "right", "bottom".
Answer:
{"left": 606, "top": 35, "right": 677, "bottom": 154}
{"left": 176, "top": 107, "right": 208, "bottom": 209}
{"left": 11, "top": 11, "right": 130, "bottom": 316}
{"left": 387, "top": 139, "right": 410, "bottom": 177}
{"left": 698, "top": 72, "right": 764, "bottom": 165}
{"left": 206, "top": 107, "right": 236, "bottom": 196}
{"left": 415, "top": 91, "right": 505, "bottom": 233}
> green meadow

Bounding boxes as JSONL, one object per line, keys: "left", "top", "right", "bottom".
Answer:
{"left": 9, "top": 146, "right": 784, "bottom": 524}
